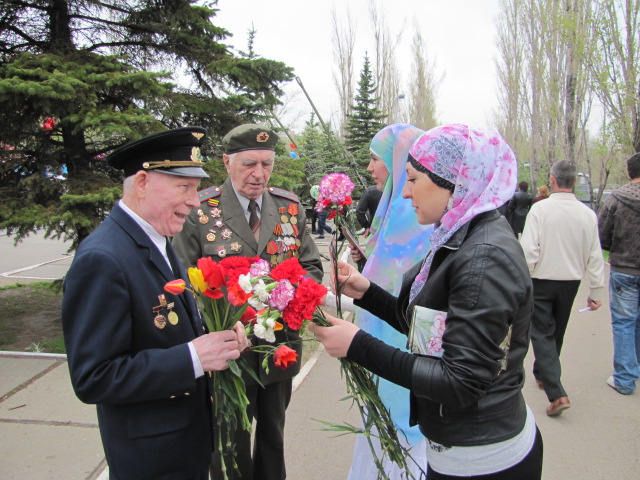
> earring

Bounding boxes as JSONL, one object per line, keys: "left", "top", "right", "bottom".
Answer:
{"left": 447, "top": 196, "right": 454, "bottom": 211}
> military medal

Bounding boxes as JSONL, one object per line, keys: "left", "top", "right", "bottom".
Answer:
{"left": 290, "top": 216, "right": 298, "bottom": 225}
{"left": 166, "top": 303, "right": 178, "bottom": 325}
{"left": 230, "top": 242, "right": 242, "bottom": 252}
{"left": 154, "top": 315, "right": 167, "bottom": 329}
{"left": 221, "top": 228, "right": 232, "bottom": 240}
{"left": 211, "top": 207, "right": 222, "bottom": 218}
{"left": 217, "top": 246, "right": 227, "bottom": 257}
{"left": 199, "top": 215, "right": 209, "bottom": 224}
{"left": 206, "top": 231, "right": 216, "bottom": 242}
{"left": 215, "top": 220, "right": 224, "bottom": 228}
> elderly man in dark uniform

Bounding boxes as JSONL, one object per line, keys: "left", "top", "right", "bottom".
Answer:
{"left": 172, "top": 124, "right": 323, "bottom": 480}
{"left": 62, "top": 127, "right": 248, "bottom": 480}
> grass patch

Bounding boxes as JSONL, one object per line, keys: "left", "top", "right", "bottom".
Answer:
{"left": 0, "top": 281, "right": 64, "bottom": 353}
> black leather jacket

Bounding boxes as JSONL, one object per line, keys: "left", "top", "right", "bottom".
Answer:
{"left": 351, "top": 210, "right": 533, "bottom": 447}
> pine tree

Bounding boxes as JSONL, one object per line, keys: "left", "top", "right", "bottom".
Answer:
{"left": 0, "top": 0, "right": 293, "bottom": 250}
{"left": 344, "top": 54, "right": 386, "bottom": 177}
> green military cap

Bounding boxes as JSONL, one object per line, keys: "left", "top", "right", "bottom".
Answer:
{"left": 222, "top": 124, "right": 279, "bottom": 154}
{"left": 107, "top": 126, "right": 209, "bottom": 178}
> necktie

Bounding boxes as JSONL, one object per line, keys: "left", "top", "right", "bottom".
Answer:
{"left": 248, "top": 199, "right": 260, "bottom": 235}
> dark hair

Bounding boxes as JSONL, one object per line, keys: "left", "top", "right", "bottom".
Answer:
{"left": 550, "top": 160, "right": 576, "bottom": 189}
{"left": 518, "top": 181, "right": 529, "bottom": 192}
{"left": 627, "top": 153, "right": 640, "bottom": 180}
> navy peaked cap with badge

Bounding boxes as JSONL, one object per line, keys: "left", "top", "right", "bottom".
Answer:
{"left": 107, "top": 126, "right": 209, "bottom": 178}
{"left": 222, "top": 124, "right": 279, "bottom": 154}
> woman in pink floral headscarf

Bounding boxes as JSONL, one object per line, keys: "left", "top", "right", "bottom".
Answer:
{"left": 311, "top": 125, "right": 543, "bottom": 479}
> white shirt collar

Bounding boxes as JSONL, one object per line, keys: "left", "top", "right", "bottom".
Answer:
{"left": 119, "top": 200, "right": 171, "bottom": 269}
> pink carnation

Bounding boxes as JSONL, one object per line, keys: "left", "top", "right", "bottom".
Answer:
{"left": 269, "top": 279, "right": 295, "bottom": 310}
{"left": 250, "top": 259, "right": 271, "bottom": 277}
{"left": 317, "top": 173, "right": 355, "bottom": 206}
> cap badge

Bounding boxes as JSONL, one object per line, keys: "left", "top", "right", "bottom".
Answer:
{"left": 257, "top": 132, "right": 269, "bottom": 143}
{"left": 191, "top": 147, "right": 203, "bottom": 162}
{"left": 192, "top": 132, "right": 205, "bottom": 140}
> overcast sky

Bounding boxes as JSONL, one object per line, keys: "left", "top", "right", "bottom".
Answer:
{"left": 214, "top": 0, "right": 502, "bottom": 132}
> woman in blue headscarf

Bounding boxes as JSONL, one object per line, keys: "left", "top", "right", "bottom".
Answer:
{"left": 349, "top": 124, "right": 433, "bottom": 479}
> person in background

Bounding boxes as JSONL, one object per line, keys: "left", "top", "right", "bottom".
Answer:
{"left": 347, "top": 123, "right": 432, "bottom": 479}
{"left": 598, "top": 152, "right": 640, "bottom": 395}
{"left": 356, "top": 184, "right": 383, "bottom": 237}
{"left": 172, "top": 124, "right": 323, "bottom": 480}
{"left": 312, "top": 124, "right": 542, "bottom": 479}
{"left": 62, "top": 127, "right": 248, "bottom": 480}
{"left": 520, "top": 160, "right": 605, "bottom": 416}
{"left": 316, "top": 207, "right": 334, "bottom": 239}
{"left": 507, "top": 181, "right": 533, "bottom": 237}
{"left": 533, "top": 185, "right": 549, "bottom": 203}
{"left": 310, "top": 196, "right": 318, "bottom": 234}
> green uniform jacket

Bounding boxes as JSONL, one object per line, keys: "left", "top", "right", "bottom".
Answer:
{"left": 172, "top": 177, "right": 323, "bottom": 385}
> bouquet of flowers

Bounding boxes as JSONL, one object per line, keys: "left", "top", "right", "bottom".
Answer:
{"left": 164, "top": 256, "right": 326, "bottom": 479}
{"left": 314, "top": 173, "right": 421, "bottom": 480}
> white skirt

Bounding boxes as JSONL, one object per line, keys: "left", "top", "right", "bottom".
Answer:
{"left": 347, "top": 427, "right": 428, "bottom": 479}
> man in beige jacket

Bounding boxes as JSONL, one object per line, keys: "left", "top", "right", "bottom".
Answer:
{"left": 520, "top": 160, "right": 605, "bottom": 417}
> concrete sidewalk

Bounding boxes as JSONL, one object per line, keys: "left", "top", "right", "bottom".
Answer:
{"left": 1, "top": 235, "right": 640, "bottom": 478}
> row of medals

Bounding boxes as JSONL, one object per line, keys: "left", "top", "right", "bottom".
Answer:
{"left": 153, "top": 294, "right": 178, "bottom": 329}
{"left": 270, "top": 206, "right": 302, "bottom": 266}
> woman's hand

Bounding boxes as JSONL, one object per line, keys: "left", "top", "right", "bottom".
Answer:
{"left": 349, "top": 242, "right": 362, "bottom": 263}
{"left": 332, "top": 260, "right": 370, "bottom": 300}
{"left": 309, "top": 313, "right": 360, "bottom": 358}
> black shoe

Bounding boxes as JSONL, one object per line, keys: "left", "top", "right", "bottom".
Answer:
{"left": 315, "top": 235, "right": 325, "bottom": 239}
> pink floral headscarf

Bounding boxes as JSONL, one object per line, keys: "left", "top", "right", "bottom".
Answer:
{"left": 408, "top": 124, "right": 517, "bottom": 302}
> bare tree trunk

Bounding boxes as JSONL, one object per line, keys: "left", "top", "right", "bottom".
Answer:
{"left": 331, "top": 6, "right": 356, "bottom": 138}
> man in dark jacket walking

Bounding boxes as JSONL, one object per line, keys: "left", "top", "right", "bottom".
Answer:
{"left": 598, "top": 153, "right": 640, "bottom": 395}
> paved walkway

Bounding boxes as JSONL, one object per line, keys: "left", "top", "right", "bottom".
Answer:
{"left": 1, "top": 235, "right": 639, "bottom": 478}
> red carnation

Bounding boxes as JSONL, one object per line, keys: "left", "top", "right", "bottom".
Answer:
{"left": 282, "top": 278, "right": 327, "bottom": 330}
{"left": 219, "top": 256, "right": 259, "bottom": 284}
{"left": 270, "top": 258, "right": 307, "bottom": 284}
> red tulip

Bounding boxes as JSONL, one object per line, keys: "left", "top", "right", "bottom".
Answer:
{"left": 273, "top": 345, "right": 298, "bottom": 370}
{"left": 164, "top": 279, "right": 186, "bottom": 295}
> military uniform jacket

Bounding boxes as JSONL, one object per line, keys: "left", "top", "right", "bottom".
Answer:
{"left": 172, "top": 177, "right": 323, "bottom": 385}
{"left": 62, "top": 203, "right": 212, "bottom": 480}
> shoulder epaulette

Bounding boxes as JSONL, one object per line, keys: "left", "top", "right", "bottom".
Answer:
{"left": 268, "top": 186, "right": 299, "bottom": 202}
{"left": 198, "top": 185, "right": 221, "bottom": 203}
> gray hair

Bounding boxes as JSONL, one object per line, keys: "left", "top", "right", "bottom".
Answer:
{"left": 122, "top": 175, "right": 135, "bottom": 194}
{"left": 550, "top": 160, "right": 576, "bottom": 189}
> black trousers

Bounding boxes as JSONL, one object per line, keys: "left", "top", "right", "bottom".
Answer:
{"left": 530, "top": 278, "right": 581, "bottom": 401}
{"left": 212, "top": 379, "right": 292, "bottom": 480}
{"left": 426, "top": 426, "right": 544, "bottom": 480}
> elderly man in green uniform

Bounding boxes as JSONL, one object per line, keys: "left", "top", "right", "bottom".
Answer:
{"left": 172, "top": 124, "right": 323, "bottom": 480}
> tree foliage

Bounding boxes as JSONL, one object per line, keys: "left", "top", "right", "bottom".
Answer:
{"left": 343, "top": 54, "right": 385, "bottom": 180}
{"left": 0, "top": 0, "right": 293, "bottom": 250}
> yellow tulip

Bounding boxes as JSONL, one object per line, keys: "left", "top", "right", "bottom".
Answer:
{"left": 188, "top": 267, "right": 207, "bottom": 294}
